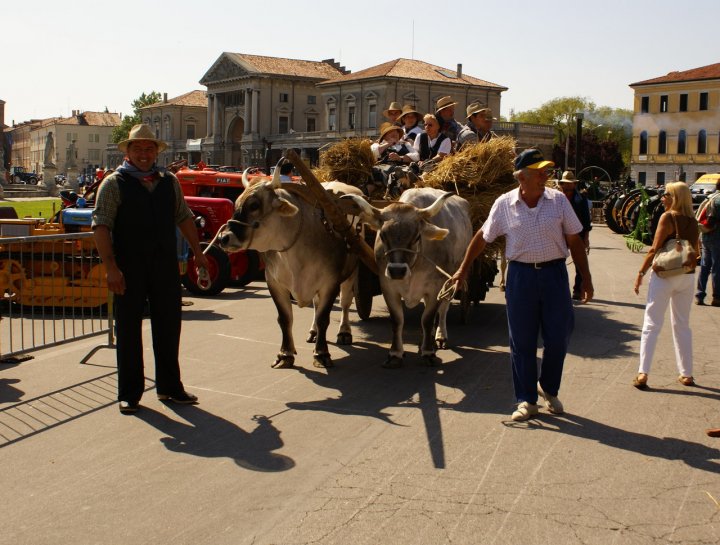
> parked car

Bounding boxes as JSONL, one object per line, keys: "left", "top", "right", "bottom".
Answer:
{"left": 690, "top": 175, "right": 718, "bottom": 205}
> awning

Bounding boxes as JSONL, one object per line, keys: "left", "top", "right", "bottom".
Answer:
{"left": 186, "top": 139, "right": 203, "bottom": 151}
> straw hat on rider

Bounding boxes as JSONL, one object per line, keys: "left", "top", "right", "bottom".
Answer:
{"left": 559, "top": 171, "right": 577, "bottom": 184}
{"left": 398, "top": 104, "right": 422, "bottom": 122}
{"left": 435, "top": 96, "right": 458, "bottom": 113}
{"left": 382, "top": 101, "right": 402, "bottom": 118}
{"left": 466, "top": 102, "right": 495, "bottom": 120}
{"left": 118, "top": 123, "right": 168, "bottom": 153}
{"left": 378, "top": 121, "right": 404, "bottom": 142}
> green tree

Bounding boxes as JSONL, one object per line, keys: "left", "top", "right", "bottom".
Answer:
{"left": 111, "top": 91, "right": 162, "bottom": 143}
{"left": 511, "top": 96, "right": 632, "bottom": 179}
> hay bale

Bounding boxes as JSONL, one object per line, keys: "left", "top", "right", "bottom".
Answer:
{"left": 313, "top": 139, "right": 375, "bottom": 186}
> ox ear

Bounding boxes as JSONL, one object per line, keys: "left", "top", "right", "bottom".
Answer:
{"left": 421, "top": 223, "right": 449, "bottom": 241}
{"left": 341, "top": 194, "right": 382, "bottom": 229}
{"left": 272, "top": 196, "right": 299, "bottom": 217}
{"left": 418, "top": 191, "right": 454, "bottom": 219}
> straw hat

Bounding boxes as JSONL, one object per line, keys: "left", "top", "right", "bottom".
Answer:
{"left": 378, "top": 121, "right": 404, "bottom": 142}
{"left": 559, "top": 171, "right": 577, "bottom": 184}
{"left": 435, "top": 96, "right": 457, "bottom": 113}
{"left": 398, "top": 104, "right": 421, "bottom": 122}
{"left": 466, "top": 102, "right": 494, "bottom": 120}
{"left": 118, "top": 124, "right": 167, "bottom": 153}
{"left": 382, "top": 101, "right": 402, "bottom": 118}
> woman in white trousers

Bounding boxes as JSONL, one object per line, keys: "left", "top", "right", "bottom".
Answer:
{"left": 633, "top": 182, "right": 699, "bottom": 389}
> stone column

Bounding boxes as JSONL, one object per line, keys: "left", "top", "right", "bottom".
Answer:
{"left": 207, "top": 94, "right": 214, "bottom": 137}
{"left": 213, "top": 95, "right": 221, "bottom": 141}
{"left": 251, "top": 89, "right": 259, "bottom": 134}
{"left": 244, "top": 89, "right": 252, "bottom": 135}
{"left": 66, "top": 167, "right": 80, "bottom": 192}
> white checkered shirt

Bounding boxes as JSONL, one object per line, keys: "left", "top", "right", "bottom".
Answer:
{"left": 482, "top": 187, "right": 583, "bottom": 263}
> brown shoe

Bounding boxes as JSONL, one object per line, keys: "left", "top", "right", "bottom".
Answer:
{"left": 707, "top": 428, "right": 720, "bottom": 438}
{"left": 633, "top": 373, "right": 648, "bottom": 389}
{"left": 678, "top": 376, "right": 695, "bottom": 386}
{"left": 711, "top": 299, "right": 720, "bottom": 307}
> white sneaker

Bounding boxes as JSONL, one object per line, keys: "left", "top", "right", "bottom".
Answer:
{"left": 537, "top": 384, "right": 564, "bottom": 415}
{"left": 511, "top": 401, "right": 539, "bottom": 422}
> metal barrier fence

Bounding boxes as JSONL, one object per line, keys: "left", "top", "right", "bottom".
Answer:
{"left": 0, "top": 231, "right": 112, "bottom": 361}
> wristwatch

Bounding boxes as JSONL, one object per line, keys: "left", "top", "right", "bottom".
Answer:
{"left": 638, "top": 271, "right": 645, "bottom": 276}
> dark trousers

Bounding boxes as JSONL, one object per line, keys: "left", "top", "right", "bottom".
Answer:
{"left": 115, "top": 254, "right": 182, "bottom": 402}
{"left": 505, "top": 261, "right": 574, "bottom": 404}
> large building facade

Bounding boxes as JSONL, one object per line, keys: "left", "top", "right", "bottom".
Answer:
{"left": 630, "top": 62, "right": 720, "bottom": 186}
{"left": 199, "top": 54, "right": 553, "bottom": 168}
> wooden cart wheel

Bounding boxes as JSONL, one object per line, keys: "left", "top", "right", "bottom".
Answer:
{"left": 0, "top": 259, "right": 27, "bottom": 301}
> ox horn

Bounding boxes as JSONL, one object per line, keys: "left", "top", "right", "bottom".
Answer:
{"left": 270, "top": 157, "right": 287, "bottom": 189}
{"left": 241, "top": 167, "right": 252, "bottom": 189}
{"left": 418, "top": 191, "right": 454, "bottom": 219}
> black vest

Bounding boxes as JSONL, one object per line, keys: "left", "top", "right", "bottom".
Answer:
{"left": 418, "top": 133, "right": 448, "bottom": 161}
{"left": 379, "top": 142, "right": 413, "bottom": 164}
{"left": 112, "top": 172, "right": 178, "bottom": 266}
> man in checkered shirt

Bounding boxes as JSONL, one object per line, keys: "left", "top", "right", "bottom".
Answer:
{"left": 452, "top": 149, "right": 593, "bottom": 422}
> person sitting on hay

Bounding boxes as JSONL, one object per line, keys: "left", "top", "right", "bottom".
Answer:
{"left": 369, "top": 122, "right": 420, "bottom": 198}
{"left": 412, "top": 113, "right": 451, "bottom": 173}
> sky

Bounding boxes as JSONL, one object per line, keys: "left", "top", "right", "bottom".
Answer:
{"left": 3, "top": 0, "right": 719, "bottom": 125}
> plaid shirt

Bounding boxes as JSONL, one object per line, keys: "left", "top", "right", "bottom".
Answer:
{"left": 92, "top": 171, "right": 193, "bottom": 231}
{"left": 482, "top": 187, "right": 582, "bottom": 263}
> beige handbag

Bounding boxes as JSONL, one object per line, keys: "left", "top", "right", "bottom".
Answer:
{"left": 652, "top": 213, "right": 695, "bottom": 278}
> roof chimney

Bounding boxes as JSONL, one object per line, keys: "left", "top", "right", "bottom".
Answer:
{"left": 163, "top": 93, "right": 168, "bottom": 103}
{"left": 457, "top": 64, "right": 463, "bottom": 78}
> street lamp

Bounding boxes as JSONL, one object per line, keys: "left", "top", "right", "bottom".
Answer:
{"left": 575, "top": 112, "right": 584, "bottom": 175}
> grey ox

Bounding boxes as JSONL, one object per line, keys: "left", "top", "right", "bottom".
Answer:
{"left": 346, "top": 188, "right": 473, "bottom": 367}
{"left": 217, "top": 168, "right": 361, "bottom": 368}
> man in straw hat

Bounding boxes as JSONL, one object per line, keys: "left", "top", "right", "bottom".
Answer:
{"left": 382, "top": 101, "right": 403, "bottom": 124}
{"left": 434, "top": 96, "right": 462, "bottom": 144}
{"left": 457, "top": 102, "right": 498, "bottom": 151}
{"left": 451, "top": 149, "right": 593, "bottom": 422}
{"left": 92, "top": 124, "right": 209, "bottom": 414}
{"left": 556, "top": 170, "right": 592, "bottom": 300}
{"left": 398, "top": 104, "right": 423, "bottom": 144}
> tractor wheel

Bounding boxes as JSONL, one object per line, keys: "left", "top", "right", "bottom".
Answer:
{"left": 0, "top": 259, "right": 27, "bottom": 301}
{"left": 28, "top": 177, "right": 38, "bottom": 185}
{"left": 229, "top": 250, "right": 260, "bottom": 287}
{"left": 182, "top": 243, "right": 230, "bottom": 296}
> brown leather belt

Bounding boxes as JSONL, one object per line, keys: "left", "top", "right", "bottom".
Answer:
{"left": 511, "top": 258, "right": 565, "bottom": 269}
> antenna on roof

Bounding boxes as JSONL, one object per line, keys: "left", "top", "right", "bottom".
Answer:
{"left": 411, "top": 20, "right": 415, "bottom": 60}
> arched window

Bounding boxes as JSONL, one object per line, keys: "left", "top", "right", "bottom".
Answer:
{"left": 658, "top": 131, "right": 667, "bottom": 154}
{"left": 639, "top": 131, "right": 648, "bottom": 155}
{"left": 677, "top": 130, "right": 686, "bottom": 154}
{"left": 698, "top": 129, "right": 707, "bottom": 154}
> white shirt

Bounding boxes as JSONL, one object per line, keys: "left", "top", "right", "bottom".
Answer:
{"left": 413, "top": 133, "right": 452, "bottom": 157}
{"left": 482, "top": 187, "right": 582, "bottom": 263}
{"left": 370, "top": 141, "right": 420, "bottom": 162}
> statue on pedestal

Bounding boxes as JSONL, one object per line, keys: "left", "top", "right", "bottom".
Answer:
{"left": 66, "top": 140, "right": 77, "bottom": 169}
{"left": 44, "top": 132, "right": 56, "bottom": 168}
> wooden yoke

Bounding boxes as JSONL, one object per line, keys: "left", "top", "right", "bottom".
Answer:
{"left": 285, "top": 149, "right": 378, "bottom": 275}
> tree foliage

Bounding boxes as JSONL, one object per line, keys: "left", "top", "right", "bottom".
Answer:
{"left": 111, "top": 92, "right": 162, "bottom": 143}
{"left": 511, "top": 96, "right": 632, "bottom": 179}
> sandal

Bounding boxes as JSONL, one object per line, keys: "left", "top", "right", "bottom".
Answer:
{"left": 678, "top": 375, "right": 695, "bottom": 386}
{"left": 633, "top": 373, "right": 648, "bottom": 389}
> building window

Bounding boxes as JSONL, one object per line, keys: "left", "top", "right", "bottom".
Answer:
{"left": 678, "top": 130, "right": 686, "bottom": 154}
{"left": 639, "top": 131, "right": 648, "bottom": 154}
{"left": 658, "top": 131, "right": 667, "bottom": 154}
{"left": 88, "top": 133, "right": 94, "bottom": 143}
{"left": 641, "top": 96, "right": 649, "bottom": 113}
{"left": 306, "top": 117, "right": 316, "bottom": 132}
{"left": 698, "top": 129, "right": 707, "bottom": 154}
{"left": 328, "top": 107, "right": 336, "bottom": 131}
{"left": 226, "top": 91, "right": 244, "bottom": 107}
{"left": 679, "top": 94, "right": 688, "bottom": 112}
{"left": 699, "top": 92, "right": 709, "bottom": 110}
{"left": 279, "top": 93, "right": 289, "bottom": 103}
{"left": 307, "top": 95, "right": 316, "bottom": 105}
{"left": 638, "top": 172, "right": 646, "bottom": 186}
{"left": 88, "top": 149, "right": 101, "bottom": 161}
{"left": 278, "top": 116, "right": 289, "bottom": 134}
{"left": 348, "top": 106, "right": 356, "bottom": 129}
{"left": 186, "top": 124, "right": 196, "bottom": 139}
{"left": 660, "top": 95, "right": 668, "bottom": 113}
{"left": 656, "top": 172, "right": 665, "bottom": 186}
{"left": 368, "top": 104, "right": 377, "bottom": 128}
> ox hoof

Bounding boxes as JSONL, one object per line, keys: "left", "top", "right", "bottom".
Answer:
{"left": 306, "top": 331, "right": 318, "bottom": 343}
{"left": 421, "top": 354, "right": 441, "bottom": 367}
{"left": 382, "top": 355, "right": 403, "bottom": 369}
{"left": 313, "top": 353, "right": 334, "bottom": 368}
{"left": 271, "top": 354, "right": 295, "bottom": 369}
{"left": 435, "top": 338, "right": 448, "bottom": 350}
{"left": 336, "top": 332, "right": 353, "bottom": 345}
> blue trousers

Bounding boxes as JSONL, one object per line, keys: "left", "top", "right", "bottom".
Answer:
{"left": 505, "top": 260, "right": 574, "bottom": 404}
{"left": 696, "top": 237, "right": 720, "bottom": 301}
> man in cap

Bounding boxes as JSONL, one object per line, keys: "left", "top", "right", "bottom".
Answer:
{"left": 435, "top": 96, "right": 462, "bottom": 144}
{"left": 451, "top": 149, "right": 593, "bottom": 422}
{"left": 457, "top": 102, "right": 498, "bottom": 151}
{"left": 557, "top": 170, "right": 592, "bottom": 300}
{"left": 382, "top": 101, "right": 403, "bottom": 125}
{"left": 92, "top": 124, "right": 209, "bottom": 414}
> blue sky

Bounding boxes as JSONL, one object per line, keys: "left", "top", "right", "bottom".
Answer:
{"left": 4, "top": 0, "right": 719, "bottom": 124}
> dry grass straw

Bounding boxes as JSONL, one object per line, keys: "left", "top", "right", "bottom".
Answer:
{"left": 314, "top": 139, "right": 375, "bottom": 185}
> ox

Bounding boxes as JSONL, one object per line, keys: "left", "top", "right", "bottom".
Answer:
{"left": 217, "top": 168, "right": 361, "bottom": 368}
{"left": 346, "top": 188, "right": 472, "bottom": 367}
